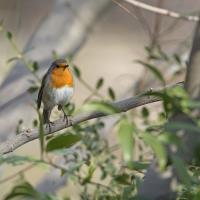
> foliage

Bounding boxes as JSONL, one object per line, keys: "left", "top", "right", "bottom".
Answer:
{"left": 1, "top": 21, "right": 200, "bottom": 200}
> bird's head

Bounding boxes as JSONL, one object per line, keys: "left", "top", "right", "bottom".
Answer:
{"left": 51, "top": 59, "right": 69, "bottom": 74}
{"left": 50, "top": 59, "right": 73, "bottom": 88}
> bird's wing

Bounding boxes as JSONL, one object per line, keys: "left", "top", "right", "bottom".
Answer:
{"left": 37, "top": 73, "right": 47, "bottom": 109}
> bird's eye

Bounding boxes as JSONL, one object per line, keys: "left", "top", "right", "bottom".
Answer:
{"left": 56, "top": 65, "right": 59, "bottom": 68}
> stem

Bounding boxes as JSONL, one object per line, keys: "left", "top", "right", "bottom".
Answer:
{"left": 43, "top": 159, "right": 118, "bottom": 195}
{"left": 78, "top": 77, "right": 105, "bottom": 99}
{"left": 0, "top": 164, "right": 35, "bottom": 184}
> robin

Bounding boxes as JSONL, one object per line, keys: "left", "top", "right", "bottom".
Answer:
{"left": 37, "top": 59, "right": 74, "bottom": 126}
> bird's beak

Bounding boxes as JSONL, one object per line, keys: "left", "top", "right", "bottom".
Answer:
{"left": 61, "top": 64, "right": 68, "bottom": 70}
{"left": 64, "top": 64, "right": 69, "bottom": 69}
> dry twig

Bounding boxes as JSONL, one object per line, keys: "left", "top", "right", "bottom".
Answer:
{"left": 123, "top": 0, "right": 199, "bottom": 22}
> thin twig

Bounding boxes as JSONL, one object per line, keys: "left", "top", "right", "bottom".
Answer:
{"left": 112, "top": 0, "right": 138, "bottom": 19}
{"left": 123, "top": 0, "right": 199, "bottom": 22}
{"left": 0, "top": 164, "right": 35, "bottom": 184}
{"left": 43, "top": 159, "right": 118, "bottom": 195}
{"left": 78, "top": 77, "right": 105, "bottom": 99}
{"left": 0, "top": 82, "right": 184, "bottom": 155}
{"left": 112, "top": 0, "right": 152, "bottom": 37}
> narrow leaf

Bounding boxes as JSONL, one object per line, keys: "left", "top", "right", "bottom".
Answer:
{"left": 46, "top": 133, "right": 81, "bottom": 152}
{"left": 52, "top": 50, "right": 59, "bottom": 59}
{"left": 136, "top": 60, "right": 165, "bottom": 85}
{"left": 6, "top": 31, "right": 12, "bottom": 40}
{"left": 82, "top": 164, "right": 96, "bottom": 184}
{"left": 73, "top": 65, "right": 81, "bottom": 78}
{"left": 32, "top": 61, "right": 39, "bottom": 72}
{"left": 0, "top": 155, "right": 37, "bottom": 166}
{"left": 194, "top": 189, "right": 200, "bottom": 200}
{"left": 27, "top": 86, "right": 38, "bottom": 93}
{"left": 165, "top": 122, "right": 200, "bottom": 134}
{"left": 128, "top": 161, "right": 149, "bottom": 171}
{"left": 118, "top": 118, "right": 134, "bottom": 164}
{"left": 173, "top": 54, "right": 181, "bottom": 65}
{"left": 7, "top": 56, "right": 20, "bottom": 63}
{"left": 80, "top": 101, "right": 118, "bottom": 114}
{"left": 108, "top": 87, "right": 116, "bottom": 100}
{"left": 141, "top": 107, "right": 149, "bottom": 118}
{"left": 96, "top": 78, "right": 104, "bottom": 89}
{"left": 172, "top": 155, "right": 191, "bottom": 188}
{"left": 114, "top": 173, "right": 131, "bottom": 185}
{"left": 141, "top": 133, "right": 167, "bottom": 170}
{"left": 37, "top": 110, "right": 45, "bottom": 158}
{"left": 4, "top": 181, "right": 41, "bottom": 200}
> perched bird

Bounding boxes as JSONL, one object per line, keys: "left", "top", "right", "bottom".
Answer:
{"left": 37, "top": 59, "right": 74, "bottom": 125}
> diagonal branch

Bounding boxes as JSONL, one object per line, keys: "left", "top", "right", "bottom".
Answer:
{"left": 0, "top": 82, "right": 183, "bottom": 155}
{"left": 123, "top": 0, "right": 199, "bottom": 22}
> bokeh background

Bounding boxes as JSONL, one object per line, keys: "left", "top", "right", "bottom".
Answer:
{"left": 0, "top": 0, "right": 199, "bottom": 198}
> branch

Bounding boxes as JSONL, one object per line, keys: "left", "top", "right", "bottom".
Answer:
{"left": 185, "top": 17, "right": 200, "bottom": 96}
{"left": 123, "top": 0, "right": 199, "bottom": 22}
{"left": 0, "top": 82, "right": 183, "bottom": 155}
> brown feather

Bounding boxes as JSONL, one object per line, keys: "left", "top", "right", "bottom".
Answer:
{"left": 37, "top": 73, "right": 47, "bottom": 109}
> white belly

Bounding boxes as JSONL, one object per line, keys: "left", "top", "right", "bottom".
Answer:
{"left": 43, "top": 85, "right": 74, "bottom": 109}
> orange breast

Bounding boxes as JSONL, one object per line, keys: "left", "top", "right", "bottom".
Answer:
{"left": 51, "top": 68, "right": 73, "bottom": 88}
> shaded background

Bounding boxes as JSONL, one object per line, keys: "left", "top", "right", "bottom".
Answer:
{"left": 0, "top": 0, "right": 199, "bottom": 198}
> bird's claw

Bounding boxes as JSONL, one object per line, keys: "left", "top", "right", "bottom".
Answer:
{"left": 45, "top": 121, "right": 55, "bottom": 132}
{"left": 63, "top": 115, "right": 73, "bottom": 126}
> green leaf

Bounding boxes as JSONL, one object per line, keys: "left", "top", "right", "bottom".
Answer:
{"left": 52, "top": 50, "right": 59, "bottom": 59}
{"left": 0, "top": 19, "right": 3, "bottom": 31}
{"left": 158, "top": 132, "right": 181, "bottom": 146}
{"left": 32, "top": 119, "right": 38, "bottom": 127}
{"left": 108, "top": 87, "right": 116, "bottom": 100}
{"left": 136, "top": 60, "right": 165, "bottom": 85}
{"left": 0, "top": 154, "right": 42, "bottom": 166}
{"left": 64, "top": 103, "right": 75, "bottom": 115}
{"left": 80, "top": 101, "right": 118, "bottom": 114}
{"left": 15, "top": 119, "right": 23, "bottom": 135}
{"left": 4, "top": 181, "right": 41, "bottom": 200}
{"left": 37, "top": 110, "right": 45, "bottom": 158}
{"left": 32, "top": 61, "right": 39, "bottom": 72}
{"left": 118, "top": 118, "right": 134, "bottom": 164}
{"left": 165, "top": 122, "right": 200, "bottom": 134}
{"left": 6, "top": 31, "right": 12, "bottom": 40}
{"left": 73, "top": 65, "right": 81, "bottom": 78}
{"left": 141, "top": 133, "right": 167, "bottom": 170}
{"left": 82, "top": 164, "right": 96, "bottom": 184}
{"left": 194, "top": 189, "right": 200, "bottom": 200}
{"left": 173, "top": 54, "right": 181, "bottom": 65}
{"left": 128, "top": 161, "right": 149, "bottom": 171}
{"left": 187, "top": 100, "right": 200, "bottom": 108}
{"left": 141, "top": 107, "right": 149, "bottom": 118}
{"left": 7, "top": 56, "right": 20, "bottom": 63}
{"left": 157, "top": 45, "right": 169, "bottom": 61}
{"left": 96, "top": 78, "right": 104, "bottom": 89}
{"left": 172, "top": 155, "right": 192, "bottom": 188}
{"left": 114, "top": 173, "right": 131, "bottom": 185}
{"left": 46, "top": 133, "right": 81, "bottom": 152}
{"left": 65, "top": 54, "right": 73, "bottom": 63}
{"left": 27, "top": 86, "right": 38, "bottom": 93}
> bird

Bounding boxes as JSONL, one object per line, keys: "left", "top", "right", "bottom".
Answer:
{"left": 37, "top": 59, "right": 74, "bottom": 126}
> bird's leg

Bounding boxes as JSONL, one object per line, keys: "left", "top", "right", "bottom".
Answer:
{"left": 43, "top": 109, "right": 54, "bottom": 132}
{"left": 46, "top": 122, "right": 55, "bottom": 133}
{"left": 58, "top": 105, "right": 72, "bottom": 126}
{"left": 45, "top": 120, "right": 55, "bottom": 131}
